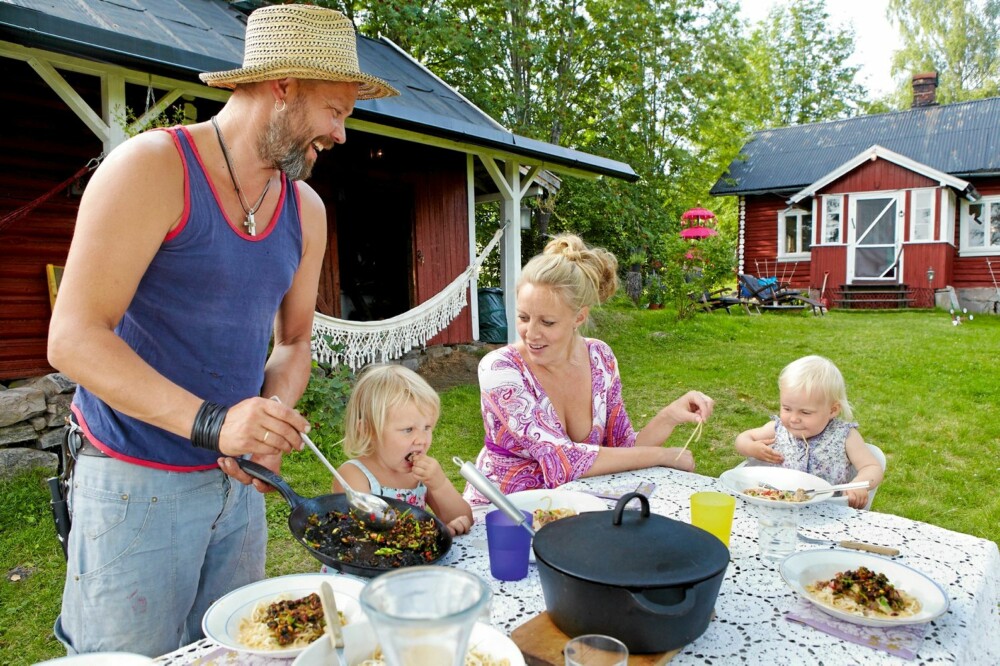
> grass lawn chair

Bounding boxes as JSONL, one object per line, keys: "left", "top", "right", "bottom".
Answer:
{"left": 738, "top": 273, "right": 825, "bottom": 315}
{"left": 690, "top": 287, "right": 754, "bottom": 314}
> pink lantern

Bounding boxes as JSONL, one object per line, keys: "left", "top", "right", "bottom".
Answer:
{"left": 680, "top": 206, "right": 718, "bottom": 239}
{"left": 680, "top": 225, "right": 719, "bottom": 239}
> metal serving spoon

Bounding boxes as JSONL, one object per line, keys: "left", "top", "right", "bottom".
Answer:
{"left": 271, "top": 397, "right": 396, "bottom": 530}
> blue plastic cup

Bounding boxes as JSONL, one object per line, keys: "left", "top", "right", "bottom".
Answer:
{"left": 485, "top": 509, "right": 532, "bottom": 581}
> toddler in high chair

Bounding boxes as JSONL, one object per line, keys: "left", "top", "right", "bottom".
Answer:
{"left": 333, "top": 363, "right": 473, "bottom": 536}
{"left": 735, "top": 355, "right": 883, "bottom": 509}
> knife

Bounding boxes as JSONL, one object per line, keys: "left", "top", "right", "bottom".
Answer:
{"left": 798, "top": 533, "right": 899, "bottom": 556}
{"left": 319, "top": 580, "right": 344, "bottom": 649}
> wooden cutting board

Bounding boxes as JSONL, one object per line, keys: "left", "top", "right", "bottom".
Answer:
{"left": 510, "top": 612, "right": 680, "bottom": 665}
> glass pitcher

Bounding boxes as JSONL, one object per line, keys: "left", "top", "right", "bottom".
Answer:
{"left": 360, "top": 566, "right": 491, "bottom": 665}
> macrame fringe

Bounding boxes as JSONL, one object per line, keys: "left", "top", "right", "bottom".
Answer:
{"left": 312, "top": 227, "right": 505, "bottom": 370}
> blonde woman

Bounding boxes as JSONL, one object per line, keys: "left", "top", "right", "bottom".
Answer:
{"left": 334, "top": 364, "right": 473, "bottom": 535}
{"left": 465, "top": 234, "right": 714, "bottom": 504}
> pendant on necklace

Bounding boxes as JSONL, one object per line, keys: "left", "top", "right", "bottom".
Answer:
{"left": 245, "top": 211, "right": 256, "bottom": 236}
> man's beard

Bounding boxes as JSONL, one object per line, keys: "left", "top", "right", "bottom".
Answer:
{"left": 258, "top": 104, "right": 315, "bottom": 181}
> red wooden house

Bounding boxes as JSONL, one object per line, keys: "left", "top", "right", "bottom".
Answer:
{"left": 711, "top": 75, "right": 1000, "bottom": 312}
{"left": 0, "top": 0, "right": 635, "bottom": 380}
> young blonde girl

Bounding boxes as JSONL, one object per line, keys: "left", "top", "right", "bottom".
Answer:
{"left": 735, "top": 355, "right": 883, "bottom": 509}
{"left": 334, "top": 364, "right": 473, "bottom": 535}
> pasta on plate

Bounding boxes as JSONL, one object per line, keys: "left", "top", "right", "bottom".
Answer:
{"left": 360, "top": 646, "right": 510, "bottom": 665}
{"left": 238, "top": 592, "right": 344, "bottom": 650}
{"left": 806, "top": 566, "right": 921, "bottom": 619}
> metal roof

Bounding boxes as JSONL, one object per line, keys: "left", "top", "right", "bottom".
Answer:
{"left": 710, "top": 96, "right": 1000, "bottom": 196}
{"left": 0, "top": 0, "right": 636, "bottom": 181}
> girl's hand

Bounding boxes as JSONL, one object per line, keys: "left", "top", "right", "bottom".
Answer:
{"left": 750, "top": 437, "right": 783, "bottom": 464}
{"left": 846, "top": 488, "right": 869, "bottom": 509}
{"left": 446, "top": 515, "right": 473, "bottom": 536}
{"left": 410, "top": 453, "right": 447, "bottom": 489}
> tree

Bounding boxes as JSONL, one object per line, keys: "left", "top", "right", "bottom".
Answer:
{"left": 742, "top": 0, "right": 866, "bottom": 128}
{"left": 888, "top": 0, "right": 1000, "bottom": 103}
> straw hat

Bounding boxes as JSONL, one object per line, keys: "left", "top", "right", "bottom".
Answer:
{"left": 200, "top": 4, "right": 398, "bottom": 100}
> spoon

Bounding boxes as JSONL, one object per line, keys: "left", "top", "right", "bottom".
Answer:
{"left": 453, "top": 456, "right": 535, "bottom": 537}
{"left": 319, "top": 580, "right": 344, "bottom": 649}
{"left": 270, "top": 396, "right": 396, "bottom": 530}
{"left": 758, "top": 480, "right": 870, "bottom": 496}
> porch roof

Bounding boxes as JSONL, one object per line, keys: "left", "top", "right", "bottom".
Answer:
{"left": 710, "top": 96, "right": 1000, "bottom": 197}
{"left": 0, "top": 0, "right": 637, "bottom": 182}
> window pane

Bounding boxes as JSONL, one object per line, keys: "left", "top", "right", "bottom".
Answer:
{"left": 785, "top": 215, "right": 798, "bottom": 253}
{"left": 802, "top": 215, "right": 813, "bottom": 251}
{"left": 991, "top": 203, "right": 1000, "bottom": 248}
{"left": 969, "top": 203, "right": 985, "bottom": 247}
{"left": 912, "top": 190, "right": 932, "bottom": 241}
{"left": 824, "top": 198, "right": 841, "bottom": 243}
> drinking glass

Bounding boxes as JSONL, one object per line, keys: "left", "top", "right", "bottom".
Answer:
{"left": 360, "top": 566, "right": 491, "bottom": 666}
{"left": 485, "top": 509, "right": 533, "bottom": 581}
{"left": 564, "top": 634, "right": 629, "bottom": 666}
{"left": 757, "top": 504, "right": 798, "bottom": 563}
{"left": 690, "top": 491, "right": 736, "bottom": 547}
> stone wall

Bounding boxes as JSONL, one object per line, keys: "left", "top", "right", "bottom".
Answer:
{"left": 0, "top": 373, "right": 74, "bottom": 480}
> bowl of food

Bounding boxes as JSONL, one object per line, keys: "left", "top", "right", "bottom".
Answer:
{"left": 779, "top": 550, "right": 949, "bottom": 627}
{"left": 202, "top": 573, "right": 365, "bottom": 657}
{"left": 719, "top": 466, "right": 834, "bottom": 507}
{"left": 506, "top": 489, "right": 608, "bottom": 530}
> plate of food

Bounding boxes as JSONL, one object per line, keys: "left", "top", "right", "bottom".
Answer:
{"left": 202, "top": 573, "right": 366, "bottom": 657}
{"left": 301, "top": 620, "right": 525, "bottom": 666}
{"left": 506, "top": 489, "right": 608, "bottom": 530}
{"left": 719, "top": 466, "right": 834, "bottom": 507}
{"left": 779, "top": 550, "right": 949, "bottom": 627}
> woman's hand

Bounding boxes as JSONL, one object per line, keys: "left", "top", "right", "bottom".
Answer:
{"left": 662, "top": 447, "right": 695, "bottom": 472}
{"left": 660, "top": 390, "right": 715, "bottom": 427}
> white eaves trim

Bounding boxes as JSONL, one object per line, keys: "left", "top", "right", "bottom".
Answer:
{"left": 788, "top": 144, "right": 975, "bottom": 204}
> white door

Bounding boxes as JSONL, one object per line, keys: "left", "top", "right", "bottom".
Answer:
{"left": 847, "top": 194, "right": 903, "bottom": 283}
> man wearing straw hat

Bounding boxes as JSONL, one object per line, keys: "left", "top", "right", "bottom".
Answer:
{"left": 47, "top": 4, "right": 397, "bottom": 657}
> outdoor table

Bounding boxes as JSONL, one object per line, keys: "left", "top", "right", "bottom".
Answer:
{"left": 156, "top": 467, "right": 1000, "bottom": 665}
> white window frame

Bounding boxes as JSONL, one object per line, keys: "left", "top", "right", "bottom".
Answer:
{"left": 778, "top": 206, "right": 813, "bottom": 260}
{"left": 822, "top": 195, "right": 843, "bottom": 244}
{"left": 961, "top": 195, "right": 1000, "bottom": 256}
{"left": 910, "top": 188, "right": 934, "bottom": 242}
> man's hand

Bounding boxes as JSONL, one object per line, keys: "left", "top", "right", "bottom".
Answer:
{"left": 217, "top": 396, "right": 308, "bottom": 457}
{"left": 218, "top": 452, "right": 282, "bottom": 493}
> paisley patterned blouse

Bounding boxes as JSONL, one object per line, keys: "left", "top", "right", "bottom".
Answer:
{"left": 463, "top": 339, "right": 637, "bottom": 505}
{"left": 744, "top": 416, "right": 859, "bottom": 484}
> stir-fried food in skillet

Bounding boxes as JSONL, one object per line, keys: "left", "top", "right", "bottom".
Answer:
{"left": 304, "top": 509, "right": 442, "bottom": 568}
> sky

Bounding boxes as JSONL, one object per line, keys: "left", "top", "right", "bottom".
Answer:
{"left": 738, "top": 0, "right": 902, "bottom": 98}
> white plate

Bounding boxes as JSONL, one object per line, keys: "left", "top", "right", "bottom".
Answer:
{"left": 506, "top": 489, "right": 608, "bottom": 522}
{"left": 36, "top": 655, "right": 153, "bottom": 666}
{"left": 202, "top": 573, "right": 366, "bottom": 657}
{"left": 296, "top": 621, "right": 525, "bottom": 666}
{"left": 779, "top": 550, "right": 949, "bottom": 627}
{"left": 719, "top": 466, "right": 834, "bottom": 507}
{"left": 506, "top": 489, "right": 608, "bottom": 561}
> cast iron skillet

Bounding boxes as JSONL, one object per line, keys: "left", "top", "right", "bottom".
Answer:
{"left": 237, "top": 459, "right": 452, "bottom": 578}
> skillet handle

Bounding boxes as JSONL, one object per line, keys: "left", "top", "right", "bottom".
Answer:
{"left": 235, "top": 458, "right": 307, "bottom": 511}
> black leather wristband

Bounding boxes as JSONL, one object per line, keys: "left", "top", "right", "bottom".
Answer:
{"left": 191, "top": 401, "right": 229, "bottom": 452}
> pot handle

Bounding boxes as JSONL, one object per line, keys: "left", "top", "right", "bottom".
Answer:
{"left": 236, "top": 458, "right": 307, "bottom": 511}
{"left": 612, "top": 491, "right": 650, "bottom": 525}
{"left": 628, "top": 586, "right": 697, "bottom": 618}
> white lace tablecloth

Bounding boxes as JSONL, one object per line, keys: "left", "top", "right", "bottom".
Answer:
{"left": 157, "top": 468, "right": 1000, "bottom": 665}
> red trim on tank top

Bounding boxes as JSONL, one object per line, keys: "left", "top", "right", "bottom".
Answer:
{"left": 159, "top": 127, "right": 190, "bottom": 242}
{"left": 177, "top": 125, "right": 286, "bottom": 241}
{"left": 71, "top": 405, "right": 218, "bottom": 473}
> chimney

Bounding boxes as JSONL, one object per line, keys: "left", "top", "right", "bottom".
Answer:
{"left": 912, "top": 72, "right": 938, "bottom": 108}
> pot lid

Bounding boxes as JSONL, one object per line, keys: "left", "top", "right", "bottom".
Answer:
{"left": 532, "top": 493, "right": 729, "bottom": 588}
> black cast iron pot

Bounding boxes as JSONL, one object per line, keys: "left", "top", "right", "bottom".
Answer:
{"left": 532, "top": 492, "right": 729, "bottom": 653}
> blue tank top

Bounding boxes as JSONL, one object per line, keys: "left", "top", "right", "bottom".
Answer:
{"left": 72, "top": 126, "right": 303, "bottom": 470}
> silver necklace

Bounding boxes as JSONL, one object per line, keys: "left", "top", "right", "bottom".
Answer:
{"left": 211, "top": 115, "right": 272, "bottom": 236}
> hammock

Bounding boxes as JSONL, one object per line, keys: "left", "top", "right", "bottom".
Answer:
{"left": 312, "top": 227, "right": 505, "bottom": 370}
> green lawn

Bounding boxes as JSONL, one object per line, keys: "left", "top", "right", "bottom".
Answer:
{"left": 2, "top": 306, "right": 998, "bottom": 665}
